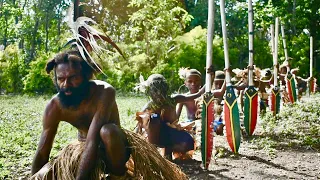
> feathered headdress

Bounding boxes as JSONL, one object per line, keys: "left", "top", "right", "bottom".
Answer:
{"left": 134, "top": 74, "right": 149, "bottom": 93}
{"left": 178, "top": 67, "right": 190, "bottom": 80}
{"left": 65, "top": 1, "right": 125, "bottom": 75}
{"left": 178, "top": 67, "right": 201, "bottom": 80}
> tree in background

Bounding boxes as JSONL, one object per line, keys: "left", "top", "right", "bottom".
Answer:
{"left": 0, "top": 0, "right": 318, "bottom": 94}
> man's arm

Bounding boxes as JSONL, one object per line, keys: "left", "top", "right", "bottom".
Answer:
{"left": 212, "top": 80, "right": 226, "bottom": 98}
{"left": 31, "top": 101, "right": 60, "bottom": 175}
{"left": 173, "top": 86, "right": 205, "bottom": 103}
{"left": 176, "top": 103, "right": 183, "bottom": 120}
{"left": 76, "top": 87, "right": 116, "bottom": 180}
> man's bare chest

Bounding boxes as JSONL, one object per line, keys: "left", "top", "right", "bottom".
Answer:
{"left": 60, "top": 105, "right": 96, "bottom": 129}
{"left": 183, "top": 101, "right": 197, "bottom": 112}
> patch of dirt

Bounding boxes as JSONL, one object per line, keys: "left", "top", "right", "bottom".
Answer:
{"left": 176, "top": 124, "right": 320, "bottom": 179}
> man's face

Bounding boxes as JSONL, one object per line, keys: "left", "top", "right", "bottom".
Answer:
{"left": 55, "top": 63, "right": 88, "bottom": 108}
{"left": 280, "top": 66, "right": 287, "bottom": 74}
{"left": 185, "top": 75, "right": 201, "bottom": 94}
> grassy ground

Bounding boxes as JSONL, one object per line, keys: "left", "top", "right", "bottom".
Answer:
{"left": 0, "top": 93, "right": 319, "bottom": 179}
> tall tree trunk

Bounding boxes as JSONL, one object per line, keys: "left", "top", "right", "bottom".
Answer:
{"left": 19, "top": 0, "right": 28, "bottom": 49}
{"left": 30, "top": 0, "right": 43, "bottom": 61}
{"left": 4, "top": 15, "right": 8, "bottom": 48}
{"left": 45, "top": 10, "right": 49, "bottom": 53}
{"left": 74, "top": 0, "right": 80, "bottom": 21}
{"left": 57, "top": 15, "right": 61, "bottom": 51}
{"left": 292, "top": 0, "right": 296, "bottom": 35}
{"left": 30, "top": 20, "right": 39, "bottom": 61}
{"left": 309, "top": 1, "right": 320, "bottom": 74}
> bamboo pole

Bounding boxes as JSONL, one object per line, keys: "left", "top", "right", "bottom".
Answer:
{"left": 274, "top": 18, "right": 279, "bottom": 86}
{"left": 205, "top": 0, "right": 215, "bottom": 92}
{"left": 281, "top": 23, "right": 288, "bottom": 62}
{"left": 220, "top": 0, "right": 231, "bottom": 86}
{"left": 248, "top": 0, "right": 254, "bottom": 86}
{"left": 310, "top": 36, "right": 313, "bottom": 77}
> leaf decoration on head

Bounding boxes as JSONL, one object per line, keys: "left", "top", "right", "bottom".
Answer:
{"left": 291, "top": 67, "right": 299, "bottom": 74}
{"left": 134, "top": 74, "right": 149, "bottom": 93}
{"left": 260, "top": 68, "right": 273, "bottom": 82}
{"left": 65, "top": 1, "right": 126, "bottom": 75}
{"left": 232, "top": 68, "right": 243, "bottom": 77}
{"left": 254, "top": 66, "right": 261, "bottom": 80}
{"left": 178, "top": 67, "right": 190, "bottom": 80}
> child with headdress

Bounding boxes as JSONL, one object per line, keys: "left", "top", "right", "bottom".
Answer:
{"left": 176, "top": 68, "right": 203, "bottom": 122}
{"left": 258, "top": 68, "right": 273, "bottom": 115}
{"left": 210, "top": 70, "right": 227, "bottom": 135}
{"left": 279, "top": 61, "right": 291, "bottom": 104}
{"left": 135, "top": 74, "right": 205, "bottom": 160}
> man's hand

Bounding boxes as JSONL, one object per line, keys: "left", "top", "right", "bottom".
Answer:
{"left": 31, "top": 101, "right": 60, "bottom": 175}
{"left": 207, "top": 65, "right": 215, "bottom": 75}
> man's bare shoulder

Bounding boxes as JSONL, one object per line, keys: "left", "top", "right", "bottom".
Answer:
{"left": 90, "top": 80, "right": 116, "bottom": 99}
{"left": 91, "top": 80, "right": 113, "bottom": 88}
{"left": 44, "top": 95, "right": 62, "bottom": 119}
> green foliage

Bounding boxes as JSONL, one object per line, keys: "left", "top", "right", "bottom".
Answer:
{"left": 260, "top": 94, "right": 320, "bottom": 152}
{"left": 0, "top": 0, "right": 319, "bottom": 93}
{"left": 23, "top": 53, "right": 56, "bottom": 95}
{"left": 162, "top": 26, "right": 242, "bottom": 90}
{"left": 95, "top": 0, "right": 193, "bottom": 92}
{"left": 0, "top": 45, "right": 27, "bottom": 93}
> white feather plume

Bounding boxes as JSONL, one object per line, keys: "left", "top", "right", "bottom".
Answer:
{"left": 134, "top": 74, "right": 149, "bottom": 93}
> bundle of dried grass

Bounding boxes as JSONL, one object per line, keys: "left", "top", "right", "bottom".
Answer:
{"left": 30, "top": 141, "right": 105, "bottom": 180}
{"left": 31, "top": 130, "right": 187, "bottom": 180}
{"left": 124, "top": 130, "right": 188, "bottom": 180}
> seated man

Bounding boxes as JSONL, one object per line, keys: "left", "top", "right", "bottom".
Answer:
{"left": 135, "top": 74, "right": 205, "bottom": 160}
{"left": 31, "top": 50, "right": 187, "bottom": 180}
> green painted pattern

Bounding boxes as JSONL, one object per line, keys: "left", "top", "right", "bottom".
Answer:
{"left": 225, "top": 86, "right": 241, "bottom": 153}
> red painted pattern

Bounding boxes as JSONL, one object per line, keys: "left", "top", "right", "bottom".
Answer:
{"left": 204, "top": 102, "right": 215, "bottom": 168}
{"left": 286, "top": 80, "right": 294, "bottom": 103}
{"left": 250, "top": 95, "right": 258, "bottom": 135}
{"left": 270, "top": 92, "right": 276, "bottom": 112}
{"left": 224, "top": 103, "right": 235, "bottom": 152}
{"left": 310, "top": 80, "right": 315, "bottom": 93}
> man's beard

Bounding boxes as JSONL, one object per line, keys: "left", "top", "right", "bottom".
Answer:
{"left": 56, "top": 81, "right": 90, "bottom": 109}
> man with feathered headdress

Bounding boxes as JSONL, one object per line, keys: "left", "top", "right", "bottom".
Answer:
{"left": 30, "top": 2, "right": 187, "bottom": 180}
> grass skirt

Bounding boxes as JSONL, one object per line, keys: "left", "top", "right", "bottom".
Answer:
{"left": 30, "top": 129, "right": 187, "bottom": 180}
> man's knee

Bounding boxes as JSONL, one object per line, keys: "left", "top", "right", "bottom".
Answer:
{"left": 100, "top": 124, "right": 121, "bottom": 139}
{"left": 31, "top": 163, "right": 53, "bottom": 180}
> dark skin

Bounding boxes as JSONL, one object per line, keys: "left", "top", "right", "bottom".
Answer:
{"left": 292, "top": 71, "right": 311, "bottom": 99}
{"left": 210, "top": 79, "right": 227, "bottom": 135}
{"left": 146, "top": 86, "right": 205, "bottom": 124}
{"left": 31, "top": 62, "right": 128, "bottom": 179}
{"left": 138, "top": 85, "right": 205, "bottom": 158}
{"left": 176, "top": 74, "right": 202, "bottom": 121}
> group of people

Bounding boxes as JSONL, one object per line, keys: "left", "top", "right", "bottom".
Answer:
{"left": 133, "top": 61, "right": 317, "bottom": 164}
{"left": 30, "top": 48, "right": 316, "bottom": 179}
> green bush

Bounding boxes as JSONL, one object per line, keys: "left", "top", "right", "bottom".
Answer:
{"left": 0, "top": 44, "right": 27, "bottom": 94}
{"left": 23, "top": 53, "right": 55, "bottom": 94}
